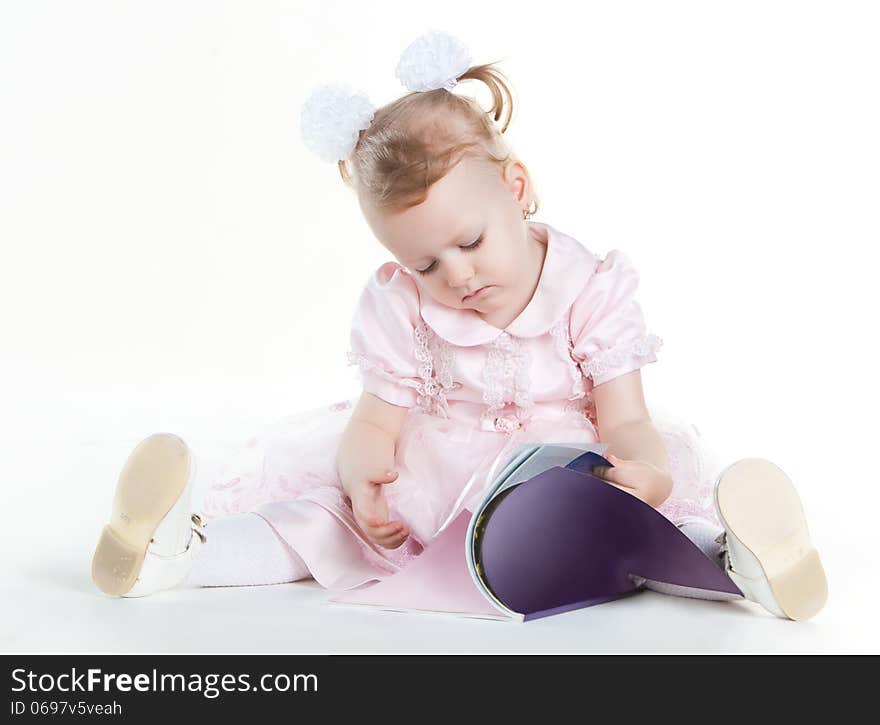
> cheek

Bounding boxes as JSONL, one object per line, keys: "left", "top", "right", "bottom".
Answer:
{"left": 427, "top": 278, "right": 452, "bottom": 300}
{"left": 488, "top": 253, "right": 512, "bottom": 280}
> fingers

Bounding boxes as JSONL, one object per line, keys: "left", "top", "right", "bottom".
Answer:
{"left": 592, "top": 465, "right": 615, "bottom": 482}
{"left": 364, "top": 519, "right": 409, "bottom": 549}
{"left": 592, "top": 465, "right": 636, "bottom": 489}
{"left": 355, "top": 487, "right": 389, "bottom": 525}
{"left": 350, "top": 470, "right": 407, "bottom": 548}
{"left": 377, "top": 527, "right": 410, "bottom": 549}
{"left": 356, "top": 504, "right": 409, "bottom": 548}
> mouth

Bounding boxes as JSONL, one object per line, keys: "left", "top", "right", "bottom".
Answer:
{"left": 463, "top": 285, "right": 492, "bottom": 302}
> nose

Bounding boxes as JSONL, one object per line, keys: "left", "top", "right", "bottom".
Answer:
{"left": 445, "top": 257, "right": 475, "bottom": 289}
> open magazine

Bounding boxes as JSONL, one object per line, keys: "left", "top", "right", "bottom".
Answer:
{"left": 326, "top": 443, "right": 739, "bottom": 622}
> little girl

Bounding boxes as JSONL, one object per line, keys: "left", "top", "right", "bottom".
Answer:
{"left": 91, "top": 31, "right": 827, "bottom": 621}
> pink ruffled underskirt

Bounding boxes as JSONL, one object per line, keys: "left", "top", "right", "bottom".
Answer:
{"left": 195, "top": 398, "right": 725, "bottom": 591}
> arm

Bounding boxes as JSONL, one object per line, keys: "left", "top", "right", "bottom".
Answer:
{"left": 591, "top": 370, "right": 673, "bottom": 508}
{"left": 335, "top": 391, "right": 411, "bottom": 549}
{"left": 336, "top": 391, "right": 408, "bottom": 486}
{"left": 342, "top": 264, "right": 421, "bottom": 547}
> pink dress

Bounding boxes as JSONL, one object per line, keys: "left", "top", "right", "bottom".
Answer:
{"left": 200, "top": 221, "right": 724, "bottom": 590}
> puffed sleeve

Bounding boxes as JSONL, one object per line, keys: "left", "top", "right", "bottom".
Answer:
{"left": 346, "top": 262, "right": 423, "bottom": 408}
{"left": 569, "top": 250, "right": 663, "bottom": 387}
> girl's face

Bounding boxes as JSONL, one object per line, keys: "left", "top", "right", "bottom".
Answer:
{"left": 359, "top": 155, "right": 544, "bottom": 328}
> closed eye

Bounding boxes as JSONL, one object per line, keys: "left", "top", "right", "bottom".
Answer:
{"left": 416, "top": 235, "right": 484, "bottom": 275}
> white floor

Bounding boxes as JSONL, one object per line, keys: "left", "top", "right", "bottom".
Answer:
{"left": 2, "top": 437, "right": 877, "bottom": 655}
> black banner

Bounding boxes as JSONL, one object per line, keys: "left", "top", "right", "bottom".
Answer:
{"left": 2, "top": 654, "right": 865, "bottom": 719}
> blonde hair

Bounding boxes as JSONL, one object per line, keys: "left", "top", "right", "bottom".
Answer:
{"left": 338, "top": 62, "right": 540, "bottom": 215}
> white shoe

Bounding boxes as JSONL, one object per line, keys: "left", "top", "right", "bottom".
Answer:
{"left": 713, "top": 458, "right": 828, "bottom": 620}
{"left": 91, "top": 433, "right": 207, "bottom": 597}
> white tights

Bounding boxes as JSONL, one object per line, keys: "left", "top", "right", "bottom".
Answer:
{"left": 676, "top": 518, "right": 726, "bottom": 566}
{"left": 185, "top": 512, "right": 312, "bottom": 588}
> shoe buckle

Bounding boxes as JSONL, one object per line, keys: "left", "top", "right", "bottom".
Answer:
{"left": 190, "top": 512, "right": 207, "bottom": 545}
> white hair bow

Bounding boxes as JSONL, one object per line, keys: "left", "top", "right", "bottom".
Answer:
{"left": 301, "top": 30, "right": 472, "bottom": 163}
{"left": 300, "top": 84, "right": 375, "bottom": 164}
{"left": 395, "top": 30, "right": 473, "bottom": 93}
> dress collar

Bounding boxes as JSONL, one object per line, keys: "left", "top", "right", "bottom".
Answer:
{"left": 409, "top": 221, "right": 598, "bottom": 347}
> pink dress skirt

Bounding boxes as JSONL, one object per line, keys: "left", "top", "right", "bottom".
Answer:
{"left": 197, "top": 397, "right": 725, "bottom": 591}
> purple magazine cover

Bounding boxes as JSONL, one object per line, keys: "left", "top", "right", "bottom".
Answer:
{"left": 476, "top": 452, "right": 743, "bottom": 621}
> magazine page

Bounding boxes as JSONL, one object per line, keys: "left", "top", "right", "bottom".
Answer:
{"left": 432, "top": 443, "right": 539, "bottom": 539}
{"left": 494, "top": 443, "right": 610, "bottom": 497}
{"left": 325, "top": 510, "right": 521, "bottom": 622}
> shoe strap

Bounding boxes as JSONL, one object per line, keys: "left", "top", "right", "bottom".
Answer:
{"left": 124, "top": 521, "right": 204, "bottom": 597}
{"left": 147, "top": 514, "right": 206, "bottom": 560}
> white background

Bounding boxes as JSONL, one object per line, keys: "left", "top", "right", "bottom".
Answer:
{"left": 2, "top": 1, "right": 878, "bottom": 653}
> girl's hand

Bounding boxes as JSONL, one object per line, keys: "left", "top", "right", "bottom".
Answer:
{"left": 346, "top": 469, "right": 410, "bottom": 550}
{"left": 591, "top": 453, "right": 673, "bottom": 508}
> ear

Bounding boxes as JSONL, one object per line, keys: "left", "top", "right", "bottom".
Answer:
{"left": 502, "top": 159, "right": 532, "bottom": 206}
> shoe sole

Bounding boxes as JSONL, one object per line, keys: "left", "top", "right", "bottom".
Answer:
{"left": 714, "top": 458, "right": 828, "bottom": 621}
{"left": 91, "top": 433, "right": 193, "bottom": 596}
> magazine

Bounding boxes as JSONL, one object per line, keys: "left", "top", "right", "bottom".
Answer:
{"left": 327, "top": 443, "right": 739, "bottom": 621}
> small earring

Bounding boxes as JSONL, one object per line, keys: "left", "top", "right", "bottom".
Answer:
{"left": 522, "top": 200, "right": 536, "bottom": 220}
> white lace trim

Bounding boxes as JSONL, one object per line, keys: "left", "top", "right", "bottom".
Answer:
{"left": 346, "top": 321, "right": 459, "bottom": 415}
{"left": 578, "top": 334, "right": 663, "bottom": 381}
{"left": 346, "top": 350, "right": 422, "bottom": 395}
{"left": 482, "top": 332, "right": 533, "bottom": 423}
{"left": 413, "top": 321, "right": 459, "bottom": 418}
